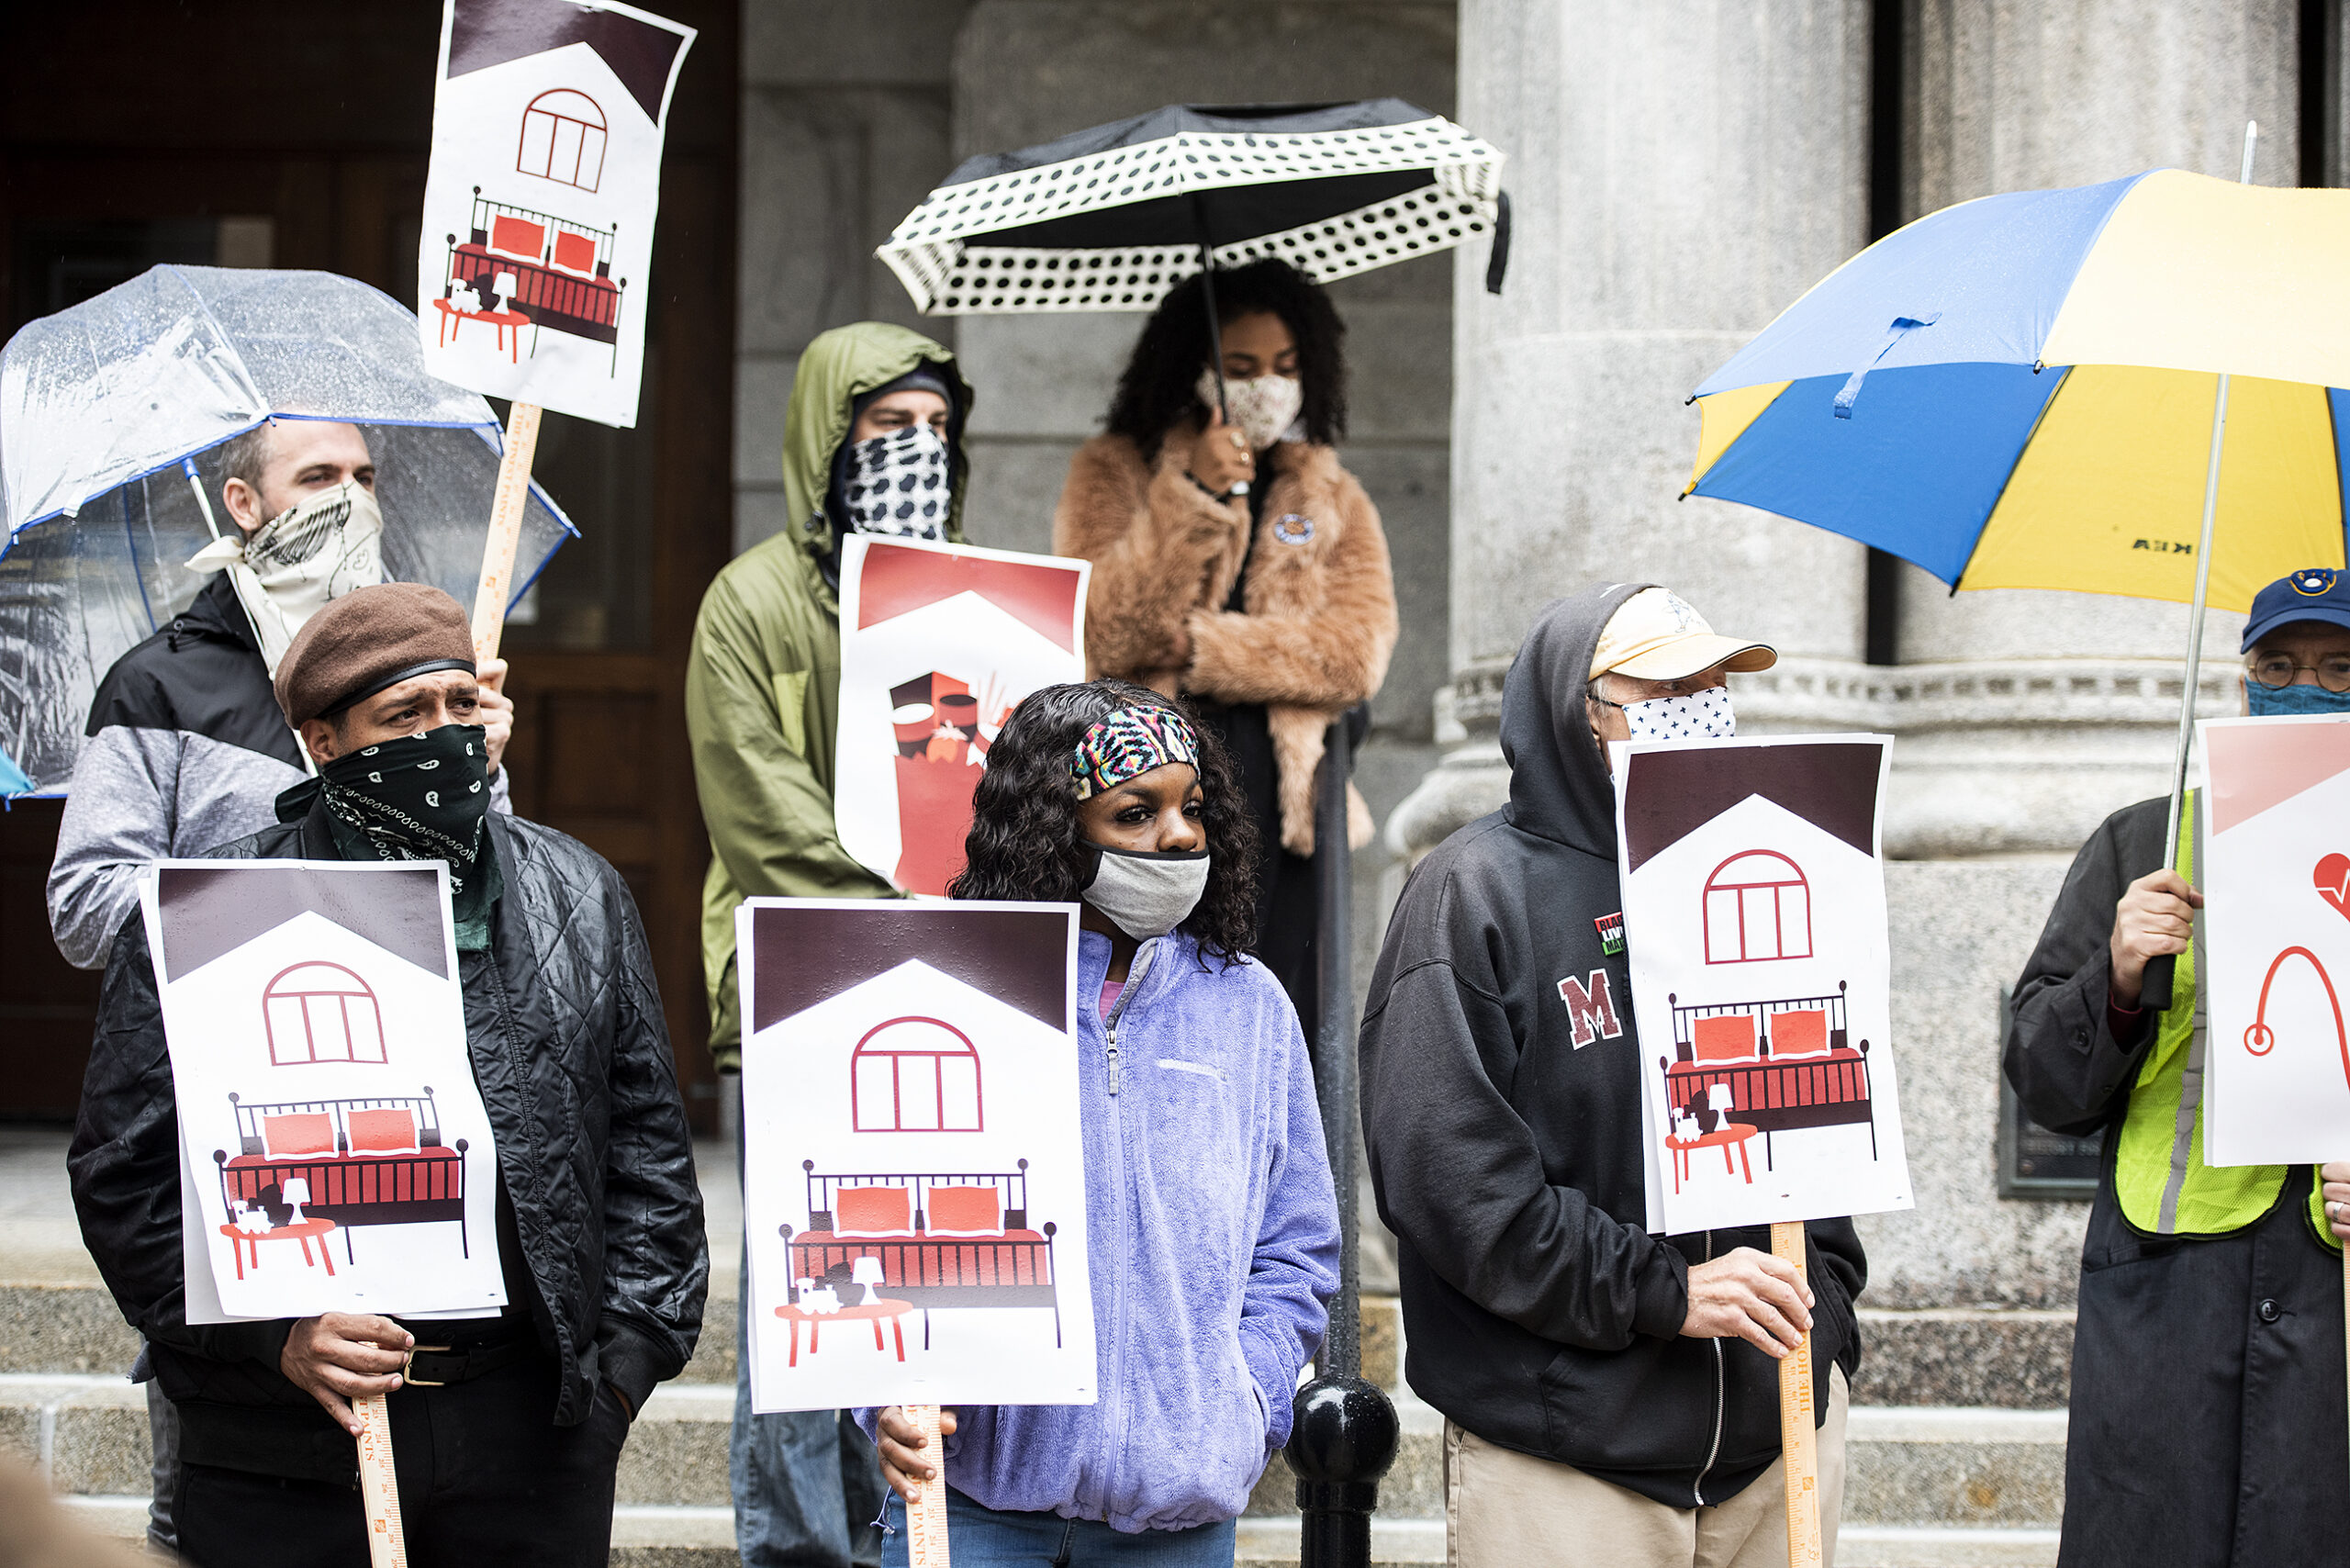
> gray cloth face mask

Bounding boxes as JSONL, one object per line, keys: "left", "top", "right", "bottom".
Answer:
{"left": 1080, "top": 845, "right": 1210, "bottom": 940}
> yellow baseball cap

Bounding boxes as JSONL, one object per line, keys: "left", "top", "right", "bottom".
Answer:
{"left": 1590, "top": 588, "right": 1777, "bottom": 681}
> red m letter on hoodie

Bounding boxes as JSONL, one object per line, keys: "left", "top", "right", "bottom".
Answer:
{"left": 1556, "top": 969, "right": 1623, "bottom": 1048}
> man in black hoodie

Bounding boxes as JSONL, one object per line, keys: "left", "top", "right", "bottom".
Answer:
{"left": 1360, "top": 584, "right": 1867, "bottom": 1568}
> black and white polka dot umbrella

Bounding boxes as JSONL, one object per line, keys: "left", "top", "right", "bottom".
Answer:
{"left": 878, "top": 99, "right": 1507, "bottom": 317}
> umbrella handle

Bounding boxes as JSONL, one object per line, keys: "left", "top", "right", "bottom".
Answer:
{"left": 1191, "top": 199, "right": 1237, "bottom": 482}
{"left": 2143, "top": 120, "right": 2254, "bottom": 1027}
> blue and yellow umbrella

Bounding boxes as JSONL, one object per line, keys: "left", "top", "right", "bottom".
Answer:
{"left": 1686, "top": 141, "right": 2350, "bottom": 1005}
{"left": 1685, "top": 162, "right": 2350, "bottom": 612}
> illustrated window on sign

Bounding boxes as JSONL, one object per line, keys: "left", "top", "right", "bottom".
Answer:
{"left": 852, "top": 1017, "right": 984, "bottom": 1133}
{"left": 1702, "top": 850, "right": 1813, "bottom": 965}
{"left": 263, "top": 962, "right": 389, "bottom": 1067}
{"left": 518, "top": 89, "right": 608, "bottom": 193}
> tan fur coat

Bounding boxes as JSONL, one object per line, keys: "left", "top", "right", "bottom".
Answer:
{"left": 1052, "top": 427, "right": 1398, "bottom": 856}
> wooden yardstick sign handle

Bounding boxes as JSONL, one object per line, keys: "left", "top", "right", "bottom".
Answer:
{"left": 470, "top": 401, "right": 544, "bottom": 666}
{"left": 355, "top": 1391, "right": 408, "bottom": 1568}
{"left": 1771, "top": 1221, "right": 1823, "bottom": 1568}
{"left": 906, "top": 1403, "right": 951, "bottom": 1568}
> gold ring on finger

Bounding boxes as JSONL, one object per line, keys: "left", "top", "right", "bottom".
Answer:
{"left": 1230, "top": 431, "right": 1246, "bottom": 449}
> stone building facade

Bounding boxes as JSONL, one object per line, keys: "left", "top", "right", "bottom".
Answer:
{"left": 738, "top": 0, "right": 2341, "bottom": 1338}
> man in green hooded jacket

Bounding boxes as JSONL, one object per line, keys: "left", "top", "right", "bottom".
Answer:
{"left": 686, "top": 321, "right": 972, "bottom": 1568}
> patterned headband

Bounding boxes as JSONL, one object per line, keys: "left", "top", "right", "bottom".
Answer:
{"left": 1071, "top": 705, "right": 1202, "bottom": 799}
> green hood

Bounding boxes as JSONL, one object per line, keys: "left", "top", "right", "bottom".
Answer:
{"left": 781, "top": 320, "right": 974, "bottom": 566}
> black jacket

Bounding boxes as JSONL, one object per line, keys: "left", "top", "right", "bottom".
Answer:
{"left": 69, "top": 803, "right": 708, "bottom": 1485}
{"left": 85, "top": 572, "right": 303, "bottom": 764}
{"left": 2007, "top": 798, "right": 2347, "bottom": 1567}
{"left": 1360, "top": 584, "right": 1864, "bottom": 1507}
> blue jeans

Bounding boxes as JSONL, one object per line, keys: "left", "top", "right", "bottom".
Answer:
{"left": 879, "top": 1488, "right": 1237, "bottom": 1568}
{"left": 733, "top": 1175, "right": 885, "bottom": 1566}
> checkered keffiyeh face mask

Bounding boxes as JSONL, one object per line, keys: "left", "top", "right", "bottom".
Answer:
{"left": 1071, "top": 706, "right": 1202, "bottom": 799}
{"left": 842, "top": 425, "right": 951, "bottom": 540}
{"left": 1621, "top": 686, "right": 1737, "bottom": 743}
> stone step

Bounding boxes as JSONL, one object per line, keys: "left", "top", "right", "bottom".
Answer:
{"left": 1836, "top": 1525, "right": 2061, "bottom": 1567}
{"left": 1237, "top": 1516, "right": 1443, "bottom": 1566}
{"left": 0, "top": 1278, "right": 738, "bottom": 1383}
{"left": 1853, "top": 1309, "right": 2073, "bottom": 1409}
{"left": 54, "top": 1495, "right": 744, "bottom": 1567}
{"left": 8, "top": 1375, "right": 2065, "bottom": 1526}
{"left": 13, "top": 1381, "right": 2065, "bottom": 1567}
{"left": 48, "top": 1501, "right": 2062, "bottom": 1568}
{"left": 0, "top": 1274, "right": 1403, "bottom": 1394}
{"left": 0, "top": 1372, "right": 738, "bottom": 1507}
{"left": 1843, "top": 1408, "right": 2066, "bottom": 1529}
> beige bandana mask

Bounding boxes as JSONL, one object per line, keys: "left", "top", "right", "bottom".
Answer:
{"left": 1195, "top": 368, "right": 1304, "bottom": 452}
{"left": 186, "top": 481, "right": 385, "bottom": 676}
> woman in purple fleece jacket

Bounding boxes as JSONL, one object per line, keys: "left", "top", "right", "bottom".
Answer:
{"left": 867, "top": 680, "right": 1341, "bottom": 1566}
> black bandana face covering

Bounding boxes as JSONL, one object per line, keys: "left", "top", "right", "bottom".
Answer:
{"left": 277, "top": 725, "right": 501, "bottom": 946}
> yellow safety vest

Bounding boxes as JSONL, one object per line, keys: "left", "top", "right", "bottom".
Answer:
{"left": 2110, "top": 790, "right": 2340, "bottom": 1249}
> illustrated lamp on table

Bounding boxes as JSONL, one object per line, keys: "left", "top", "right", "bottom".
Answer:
{"left": 851, "top": 1256, "right": 886, "bottom": 1307}
{"left": 1707, "top": 1083, "right": 1735, "bottom": 1117}
{"left": 281, "top": 1177, "right": 312, "bottom": 1226}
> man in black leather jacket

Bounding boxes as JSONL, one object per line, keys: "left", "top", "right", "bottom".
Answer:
{"left": 70, "top": 584, "right": 707, "bottom": 1568}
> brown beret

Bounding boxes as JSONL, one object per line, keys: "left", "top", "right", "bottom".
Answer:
{"left": 274, "top": 583, "right": 476, "bottom": 726}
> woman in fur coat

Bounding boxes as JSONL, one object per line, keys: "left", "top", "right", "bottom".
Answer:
{"left": 1052, "top": 258, "right": 1397, "bottom": 1046}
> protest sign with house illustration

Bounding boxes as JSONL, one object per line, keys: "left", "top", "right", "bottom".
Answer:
{"left": 1614, "top": 736, "right": 1913, "bottom": 1233}
{"left": 735, "top": 900, "right": 1096, "bottom": 1415}
{"left": 416, "top": 0, "right": 695, "bottom": 427}
{"left": 2199, "top": 714, "right": 2350, "bottom": 1167}
{"left": 140, "top": 862, "right": 506, "bottom": 1323}
{"left": 834, "top": 537, "right": 1090, "bottom": 896}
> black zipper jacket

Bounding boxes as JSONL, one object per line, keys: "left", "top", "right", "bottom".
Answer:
{"left": 69, "top": 801, "right": 708, "bottom": 1485}
{"left": 1360, "top": 583, "right": 1864, "bottom": 1506}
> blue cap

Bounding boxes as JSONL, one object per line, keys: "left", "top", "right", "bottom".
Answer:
{"left": 2242, "top": 568, "right": 2350, "bottom": 651}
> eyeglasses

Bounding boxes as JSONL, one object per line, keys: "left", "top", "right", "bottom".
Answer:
{"left": 2246, "top": 653, "right": 2350, "bottom": 692}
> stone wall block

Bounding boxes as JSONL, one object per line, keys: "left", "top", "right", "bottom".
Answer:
{"left": 1449, "top": 332, "right": 1868, "bottom": 676}
{"left": 1859, "top": 858, "right": 2088, "bottom": 1309}
{"left": 744, "top": 0, "right": 975, "bottom": 90}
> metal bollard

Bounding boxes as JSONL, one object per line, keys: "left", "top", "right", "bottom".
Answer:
{"left": 1290, "top": 1374, "right": 1400, "bottom": 1568}
{"left": 1285, "top": 712, "right": 1400, "bottom": 1568}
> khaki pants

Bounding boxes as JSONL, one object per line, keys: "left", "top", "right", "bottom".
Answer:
{"left": 1446, "top": 1366, "right": 1849, "bottom": 1568}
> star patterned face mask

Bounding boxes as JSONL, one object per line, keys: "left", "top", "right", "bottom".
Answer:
{"left": 1619, "top": 686, "right": 1737, "bottom": 743}
{"left": 841, "top": 425, "right": 951, "bottom": 539}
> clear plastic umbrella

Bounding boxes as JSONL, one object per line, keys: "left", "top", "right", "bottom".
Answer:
{"left": 0, "top": 264, "right": 576, "bottom": 795}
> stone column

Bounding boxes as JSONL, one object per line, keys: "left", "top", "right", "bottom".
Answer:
{"left": 1887, "top": 0, "right": 2301, "bottom": 856}
{"left": 1392, "top": 0, "right": 1876, "bottom": 858}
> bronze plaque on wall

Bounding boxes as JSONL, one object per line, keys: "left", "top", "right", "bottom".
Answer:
{"left": 1996, "top": 988, "right": 2102, "bottom": 1201}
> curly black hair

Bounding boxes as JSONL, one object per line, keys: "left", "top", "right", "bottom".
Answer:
{"left": 1102, "top": 258, "right": 1348, "bottom": 463}
{"left": 948, "top": 679, "right": 1259, "bottom": 966}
